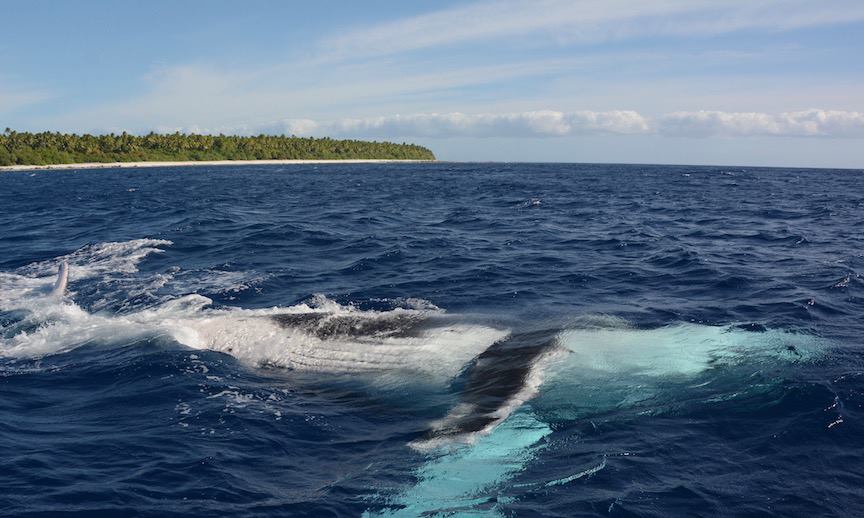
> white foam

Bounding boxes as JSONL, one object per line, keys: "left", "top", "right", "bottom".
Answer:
{"left": 0, "top": 271, "right": 50, "bottom": 307}
{"left": 164, "top": 268, "right": 271, "bottom": 301}
{"left": 0, "top": 302, "right": 154, "bottom": 358}
{"left": 0, "top": 239, "right": 176, "bottom": 358}
{"left": 0, "top": 238, "right": 172, "bottom": 311}
{"left": 17, "top": 238, "right": 172, "bottom": 279}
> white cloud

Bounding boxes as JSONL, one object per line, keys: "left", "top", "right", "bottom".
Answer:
{"left": 658, "top": 109, "right": 864, "bottom": 137}
{"left": 33, "top": 67, "right": 864, "bottom": 142}
{"left": 320, "top": 0, "right": 864, "bottom": 60}
{"left": 268, "top": 110, "right": 651, "bottom": 138}
{"left": 171, "top": 109, "right": 864, "bottom": 140}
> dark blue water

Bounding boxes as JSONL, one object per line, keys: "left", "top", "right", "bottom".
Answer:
{"left": 1, "top": 163, "right": 863, "bottom": 517}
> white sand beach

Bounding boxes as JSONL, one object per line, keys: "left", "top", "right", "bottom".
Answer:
{"left": 0, "top": 159, "right": 434, "bottom": 172}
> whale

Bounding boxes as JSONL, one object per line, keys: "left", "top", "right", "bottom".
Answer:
{"left": 31, "top": 263, "right": 826, "bottom": 450}
{"left": 3, "top": 260, "right": 830, "bottom": 517}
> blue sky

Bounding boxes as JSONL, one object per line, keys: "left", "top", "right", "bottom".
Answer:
{"left": 2, "top": 0, "right": 863, "bottom": 167}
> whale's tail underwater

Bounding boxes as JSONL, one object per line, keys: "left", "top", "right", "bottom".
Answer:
{"left": 0, "top": 241, "right": 830, "bottom": 517}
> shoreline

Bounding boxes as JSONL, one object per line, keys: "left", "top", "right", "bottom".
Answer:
{"left": 0, "top": 159, "right": 435, "bottom": 173}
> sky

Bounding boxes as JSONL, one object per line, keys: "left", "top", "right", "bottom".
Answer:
{"left": 1, "top": 0, "right": 863, "bottom": 167}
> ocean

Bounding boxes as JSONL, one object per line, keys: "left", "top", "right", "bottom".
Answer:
{"left": 1, "top": 162, "right": 862, "bottom": 517}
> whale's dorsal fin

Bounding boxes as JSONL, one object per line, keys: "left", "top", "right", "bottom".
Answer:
{"left": 50, "top": 261, "right": 69, "bottom": 298}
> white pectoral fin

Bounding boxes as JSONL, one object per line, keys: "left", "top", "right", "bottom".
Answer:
{"left": 50, "top": 261, "right": 69, "bottom": 298}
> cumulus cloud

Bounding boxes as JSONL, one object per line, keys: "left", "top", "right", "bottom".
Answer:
{"left": 273, "top": 111, "right": 651, "bottom": 138}
{"left": 658, "top": 109, "right": 864, "bottom": 137}
{"left": 138, "top": 109, "right": 864, "bottom": 140}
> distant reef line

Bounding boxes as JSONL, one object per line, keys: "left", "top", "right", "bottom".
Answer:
{"left": 0, "top": 129, "right": 436, "bottom": 167}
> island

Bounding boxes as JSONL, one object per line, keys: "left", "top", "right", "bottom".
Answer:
{"left": 0, "top": 129, "right": 435, "bottom": 170}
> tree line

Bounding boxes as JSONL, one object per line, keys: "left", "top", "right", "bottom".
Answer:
{"left": 0, "top": 129, "right": 435, "bottom": 165}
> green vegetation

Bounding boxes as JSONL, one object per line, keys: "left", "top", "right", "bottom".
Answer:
{"left": 0, "top": 129, "right": 435, "bottom": 166}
